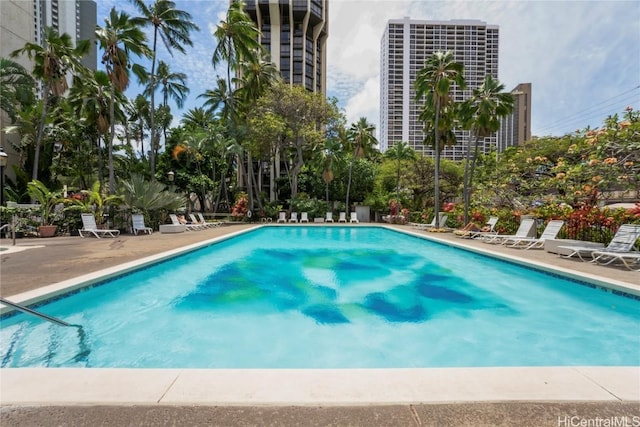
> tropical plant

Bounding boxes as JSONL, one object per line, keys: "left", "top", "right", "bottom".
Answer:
{"left": 0, "top": 57, "right": 35, "bottom": 122}
{"left": 96, "top": 7, "right": 151, "bottom": 194}
{"left": 119, "top": 173, "right": 185, "bottom": 212}
{"left": 129, "top": 0, "right": 199, "bottom": 178}
{"left": 415, "top": 51, "right": 466, "bottom": 228}
{"left": 11, "top": 27, "right": 90, "bottom": 181}
{"left": 65, "top": 180, "right": 123, "bottom": 225}
{"left": 460, "top": 75, "right": 514, "bottom": 224}
{"left": 26, "top": 179, "right": 63, "bottom": 226}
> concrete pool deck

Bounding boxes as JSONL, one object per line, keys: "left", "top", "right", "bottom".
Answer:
{"left": 1, "top": 223, "right": 639, "bottom": 426}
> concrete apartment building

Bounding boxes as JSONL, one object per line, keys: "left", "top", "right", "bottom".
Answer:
{"left": 0, "top": 0, "right": 96, "bottom": 180}
{"left": 380, "top": 17, "right": 530, "bottom": 161}
{"left": 243, "top": 0, "right": 328, "bottom": 93}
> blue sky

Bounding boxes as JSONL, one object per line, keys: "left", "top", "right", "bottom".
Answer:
{"left": 97, "top": 0, "right": 640, "bottom": 138}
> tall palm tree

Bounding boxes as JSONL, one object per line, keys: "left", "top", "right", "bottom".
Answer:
{"left": 68, "top": 70, "right": 115, "bottom": 186}
{"left": 129, "top": 0, "right": 199, "bottom": 179}
{"left": 0, "top": 57, "right": 35, "bottom": 122}
{"left": 385, "top": 141, "right": 416, "bottom": 200}
{"left": 415, "top": 51, "right": 466, "bottom": 228}
{"left": 199, "top": 77, "right": 238, "bottom": 123}
{"left": 11, "top": 27, "right": 89, "bottom": 180}
{"left": 460, "top": 75, "right": 514, "bottom": 224}
{"left": 96, "top": 7, "right": 151, "bottom": 194}
{"left": 153, "top": 60, "right": 188, "bottom": 108}
{"left": 345, "top": 117, "right": 378, "bottom": 211}
{"left": 236, "top": 49, "right": 281, "bottom": 107}
{"left": 211, "top": 0, "right": 260, "bottom": 103}
{"left": 316, "top": 137, "right": 344, "bottom": 206}
{"left": 127, "top": 94, "right": 151, "bottom": 159}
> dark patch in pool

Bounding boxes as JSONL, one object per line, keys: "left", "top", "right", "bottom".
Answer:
{"left": 416, "top": 283, "right": 474, "bottom": 304}
{"left": 363, "top": 292, "right": 428, "bottom": 322}
{"left": 303, "top": 304, "right": 349, "bottom": 324}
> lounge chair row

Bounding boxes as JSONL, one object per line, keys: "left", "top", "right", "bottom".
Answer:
{"left": 169, "top": 213, "right": 222, "bottom": 231}
{"left": 79, "top": 212, "right": 222, "bottom": 238}
{"left": 276, "top": 212, "right": 359, "bottom": 223}
{"left": 453, "top": 216, "right": 640, "bottom": 271}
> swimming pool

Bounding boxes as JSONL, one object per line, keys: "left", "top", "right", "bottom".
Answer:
{"left": 1, "top": 226, "right": 639, "bottom": 368}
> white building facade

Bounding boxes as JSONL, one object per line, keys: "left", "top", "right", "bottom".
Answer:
{"left": 380, "top": 18, "right": 500, "bottom": 161}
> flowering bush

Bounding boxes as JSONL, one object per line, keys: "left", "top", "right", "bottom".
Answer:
{"left": 230, "top": 192, "right": 249, "bottom": 220}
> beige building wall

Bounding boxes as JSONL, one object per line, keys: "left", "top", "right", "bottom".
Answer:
{"left": 1, "top": 0, "right": 35, "bottom": 182}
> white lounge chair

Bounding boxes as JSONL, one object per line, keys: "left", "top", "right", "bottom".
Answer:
{"left": 350, "top": 212, "right": 359, "bottom": 223}
{"left": 189, "top": 214, "right": 210, "bottom": 229}
{"left": 416, "top": 213, "right": 448, "bottom": 230}
{"left": 414, "top": 212, "right": 448, "bottom": 230}
{"left": 276, "top": 212, "right": 287, "bottom": 223}
{"left": 502, "top": 219, "right": 565, "bottom": 250}
{"left": 79, "top": 213, "right": 120, "bottom": 238}
{"left": 453, "top": 216, "right": 499, "bottom": 239}
{"left": 325, "top": 212, "right": 334, "bottom": 223}
{"left": 289, "top": 212, "right": 299, "bottom": 223}
{"left": 338, "top": 212, "right": 347, "bottom": 223}
{"left": 300, "top": 212, "right": 309, "bottom": 223}
{"left": 592, "top": 251, "right": 640, "bottom": 271}
{"left": 169, "top": 213, "right": 200, "bottom": 231}
{"left": 132, "top": 214, "right": 152, "bottom": 235}
{"left": 482, "top": 218, "right": 536, "bottom": 244}
{"left": 197, "top": 212, "right": 221, "bottom": 228}
{"left": 559, "top": 224, "right": 640, "bottom": 264}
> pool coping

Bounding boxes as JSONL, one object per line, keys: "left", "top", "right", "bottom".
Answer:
{"left": 1, "top": 224, "right": 639, "bottom": 405}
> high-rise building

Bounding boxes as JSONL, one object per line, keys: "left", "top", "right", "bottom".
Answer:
{"left": 243, "top": 0, "right": 328, "bottom": 93}
{"left": 498, "top": 83, "right": 532, "bottom": 151}
{"left": 0, "top": 0, "right": 96, "bottom": 179}
{"left": 32, "top": 0, "right": 97, "bottom": 70}
{"left": 380, "top": 17, "right": 503, "bottom": 161}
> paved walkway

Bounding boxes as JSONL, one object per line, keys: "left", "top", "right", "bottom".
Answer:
{"left": 1, "top": 223, "right": 638, "bottom": 426}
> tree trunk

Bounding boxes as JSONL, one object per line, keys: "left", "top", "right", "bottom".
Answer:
{"left": 433, "top": 97, "right": 441, "bottom": 228}
{"left": 108, "top": 85, "right": 116, "bottom": 194}
{"left": 32, "top": 86, "right": 50, "bottom": 181}
{"left": 149, "top": 28, "right": 159, "bottom": 180}
{"left": 462, "top": 130, "right": 479, "bottom": 225}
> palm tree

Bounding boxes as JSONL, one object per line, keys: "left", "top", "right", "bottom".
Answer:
{"left": 236, "top": 49, "right": 281, "bottom": 107}
{"left": 149, "top": 60, "right": 188, "bottom": 143}
{"left": 11, "top": 27, "right": 89, "bottom": 181}
{"left": 211, "top": 0, "right": 260, "bottom": 103}
{"left": 0, "top": 57, "right": 35, "bottom": 122}
{"left": 127, "top": 94, "right": 151, "bottom": 159}
{"left": 153, "top": 60, "right": 188, "bottom": 108}
{"left": 129, "top": 0, "right": 199, "bottom": 179}
{"left": 345, "top": 117, "right": 378, "bottom": 211}
{"left": 68, "top": 70, "right": 114, "bottom": 186}
{"left": 181, "top": 107, "right": 216, "bottom": 130}
{"left": 199, "top": 77, "right": 238, "bottom": 123}
{"left": 96, "top": 7, "right": 151, "bottom": 194}
{"left": 210, "top": 1, "right": 262, "bottom": 209}
{"left": 460, "top": 75, "right": 514, "bottom": 224}
{"left": 415, "top": 51, "right": 466, "bottom": 228}
{"left": 316, "top": 137, "right": 344, "bottom": 206}
{"left": 385, "top": 141, "right": 416, "bottom": 200}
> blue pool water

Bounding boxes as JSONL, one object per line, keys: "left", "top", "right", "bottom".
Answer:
{"left": 1, "top": 226, "right": 639, "bottom": 368}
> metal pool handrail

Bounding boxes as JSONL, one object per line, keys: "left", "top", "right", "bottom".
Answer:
{"left": 0, "top": 297, "right": 74, "bottom": 327}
